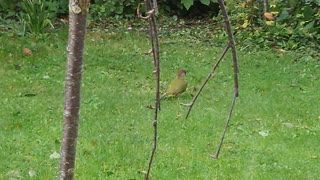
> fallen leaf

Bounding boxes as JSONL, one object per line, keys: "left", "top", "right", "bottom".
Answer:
{"left": 138, "top": 170, "right": 147, "bottom": 174}
{"left": 264, "top": 12, "right": 275, "bottom": 20}
{"left": 6, "top": 170, "right": 20, "bottom": 179}
{"left": 43, "top": 75, "right": 50, "bottom": 79}
{"left": 29, "top": 169, "right": 36, "bottom": 177}
{"left": 282, "top": 122, "right": 293, "bottom": 128}
{"left": 49, "top": 151, "right": 60, "bottom": 159}
{"left": 310, "top": 155, "right": 318, "bottom": 159}
{"left": 177, "top": 167, "right": 186, "bottom": 171}
{"left": 60, "top": 16, "right": 69, "bottom": 24}
{"left": 145, "top": 104, "right": 154, "bottom": 109}
{"left": 23, "top": 47, "right": 33, "bottom": 55}
{"left": 176, "top": 113, "right": 182, "bottom": 118}
{"left": 259, "top": 130, "right": 269, "bottom": 137}
{"left": 223, "top": 145, "right": 233, "bottom": 150}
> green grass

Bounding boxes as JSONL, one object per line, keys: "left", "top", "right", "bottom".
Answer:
{"left": 0, "top": 29, "right": 319, "bottom": 179}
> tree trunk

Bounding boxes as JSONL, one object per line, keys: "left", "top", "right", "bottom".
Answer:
{"left": 59, "top": 0, "right": 89, "bottom": 179}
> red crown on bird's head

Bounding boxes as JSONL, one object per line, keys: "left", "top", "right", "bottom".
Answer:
{"left": 177, "top": 69, "right": 186, "bottom": 77}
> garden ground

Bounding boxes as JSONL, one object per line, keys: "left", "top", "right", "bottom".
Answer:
{"left": 0, "top": 28, "right": 319, "bottom": 179}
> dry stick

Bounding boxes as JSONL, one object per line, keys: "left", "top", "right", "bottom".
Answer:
{"left": 185, "top": 45, "right": 230, "bottom": 119}
{"left": 140, "top": 0, "right": 160, "bottom": 179}
{"left": 213, "top": 0, "right": 239, "bottom": 159}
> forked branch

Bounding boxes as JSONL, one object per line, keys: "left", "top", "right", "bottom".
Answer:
{"left": 184, "top": 0, "right": 239, "bottom": 159}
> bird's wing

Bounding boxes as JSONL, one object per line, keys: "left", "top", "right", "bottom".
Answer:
{"left": 166, "top": 81, "right": 184, "bottom": 95}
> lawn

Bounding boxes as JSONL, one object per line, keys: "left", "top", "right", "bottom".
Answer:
{"left": 0, "top": 28, "right": 319, "bottom": 179}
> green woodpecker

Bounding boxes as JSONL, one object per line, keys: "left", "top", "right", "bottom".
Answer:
{"left": 161, "top": 69, "right": 188, "bottom": 100}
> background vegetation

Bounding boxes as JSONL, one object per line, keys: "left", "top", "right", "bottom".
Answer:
{"left": 1, "top": 0, "right": 319, "bottom": 57}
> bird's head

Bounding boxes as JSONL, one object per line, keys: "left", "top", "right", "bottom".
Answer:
{"left": 177, "top": 69, "right": 187, "bottom": 78}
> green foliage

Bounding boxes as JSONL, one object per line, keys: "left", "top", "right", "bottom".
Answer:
{"left": 0, "top": 0, "right": 66, "bottom": 36}
{"left": 180, "top": 0, "right": 217, "bottom": 10}
{"left": 0, "top": 0, "right": 20, "bottom": 19}
{"left": 0, "top": 0, "right": 67, "bottom": 18}
{"left": 163, "top": 0, "right": 219, "bottom": 18}
{"left": 181, "top": 0, "right": 194, "bottom": 10}
{"left": 224, "top": 0, "right": 320, "bottom": 56}
{"left": 89, "top": 0, "right": 139, "bottom": 21}
{"left": 268, "top": 0, "right": 320, "bottom": 50}
{"left": 18, "top": 0, "right": 54, "bottom": 36}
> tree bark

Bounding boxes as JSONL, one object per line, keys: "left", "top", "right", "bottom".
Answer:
{"left": 59, "top": 0, "right": 89, "bottom": 179}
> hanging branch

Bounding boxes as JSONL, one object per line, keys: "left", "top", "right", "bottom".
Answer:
{"left": 138, "top": 0, "right": 160, "bottom": 179}
{"left": 217, "top": 0, "right": 239, "bottom": 96}
{"left": 185, "top": 45, "right": 230, "bottom": 119}
{"left": 214, "top": 0, "right": 239, "bottom": 159}
{"left": 184, "top": 0, "right": 239, "bottom": 159}
{"left": 212, "top": 90, "right": 237, "bottom": 158}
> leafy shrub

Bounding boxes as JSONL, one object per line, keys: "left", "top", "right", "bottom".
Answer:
{"left": 0, "top": 0, "right": 68, "bottom": 35}
{"left": 19, "top": 0, "right": 54, "bottom": 35}
{"left": 224, "top": 0, "right": 319, "bottom": 55}
{"left": 0, "top": 0, "right": 67, "bottom": 21}
{"left": 160, "top": 0, "right": 220, "bottom": 18}
{"left": 89, "top": 0, "right": 139, "bottom": 21}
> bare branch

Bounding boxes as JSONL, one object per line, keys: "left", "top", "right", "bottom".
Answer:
{"left": 217, "top": 0, "right": 239, "bottom": 98}
{"left": 212, "top": 90, "right": 237, "bottom": 158}
{"left": 185, "top": 0, "right": 239, "bottom": 158}
{"left": 213, "top": 0, "right": 239, "bottom": 159}
{"left": 185, "top": 45, "right": 230, "bottom": 119}
{"left": 141, "top": 0, "right": 160, "bottom": 179}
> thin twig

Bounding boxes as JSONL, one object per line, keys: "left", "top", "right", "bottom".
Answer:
{"left": 185, "top": 45, "right": 230, "bottom": 119}
{"left": 140, "top": 0, "right": 160, "bottom": 179}
{"left": 212, "top": 90, "right": 237, "bottom": 158}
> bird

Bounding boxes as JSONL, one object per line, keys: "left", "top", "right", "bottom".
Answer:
{"left": 160, "top": 69, "right": 188, "bottom": 100}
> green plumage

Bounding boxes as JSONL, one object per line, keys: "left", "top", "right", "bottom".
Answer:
{"left": 161, "top": 69, "right": 188, "bottom": 99}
